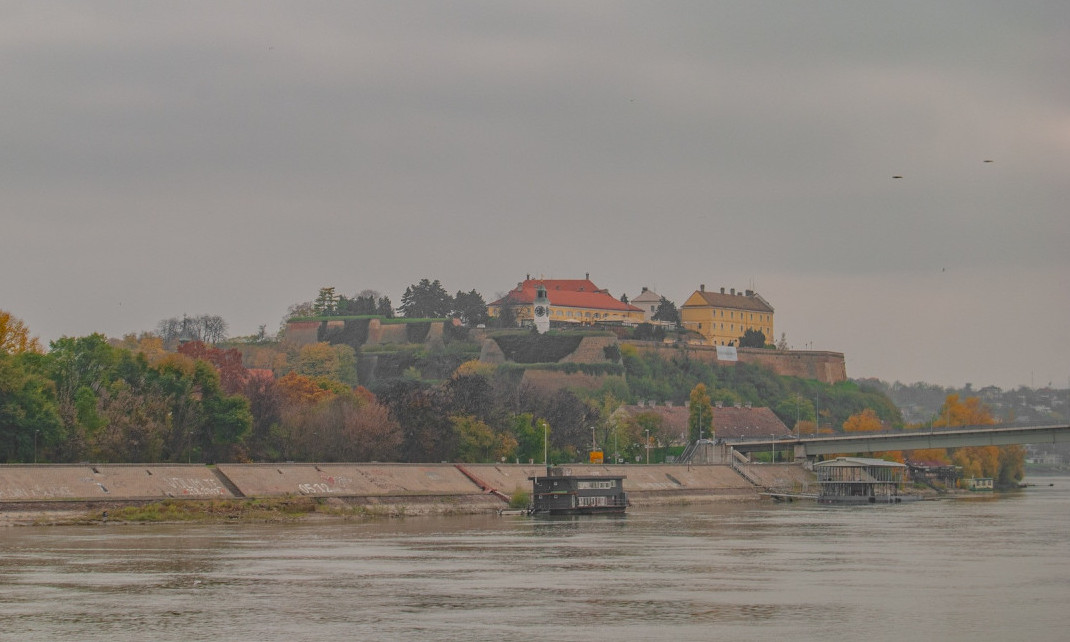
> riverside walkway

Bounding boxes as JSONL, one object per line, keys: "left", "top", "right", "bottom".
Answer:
{"left": 0, "top": 462, "right": 810, "bottom": 508}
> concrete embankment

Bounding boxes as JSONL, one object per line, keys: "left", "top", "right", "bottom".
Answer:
{"left": 0, "top": 462, "right": 816, "bottom": 521}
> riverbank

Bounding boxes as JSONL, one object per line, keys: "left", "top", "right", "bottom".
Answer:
{"left": 1, "top": 461, "right": 816, "bottom": 526}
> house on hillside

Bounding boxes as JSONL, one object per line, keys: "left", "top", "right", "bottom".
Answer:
{"left": 488, "top": 274, "right": 644, "bottom": 327}
{"left": 680, "top": 285, "right": 774, "bottom": 346}
{"left": 630, "top": 287, "right": 664, "bottom": 323}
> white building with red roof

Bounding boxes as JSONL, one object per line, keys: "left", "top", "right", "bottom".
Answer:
{"left": 488, "top": 274, "right": 644, "bottom": 327}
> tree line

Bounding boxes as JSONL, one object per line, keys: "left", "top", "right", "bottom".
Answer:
{"left": 0, "top": 306, "right": 1025, "bottom": 485}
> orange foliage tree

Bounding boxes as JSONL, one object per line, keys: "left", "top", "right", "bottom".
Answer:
{"left": 842, "top": 408, "right": 884, "bottom": 433}
{"left": 842, "top": 408, "right": 902, "bottom": 462}
{"left": 0, "top": 310, "right": 43, "bottom": 355}
{"left": 913, "top": 394, "right": 1024, "bottom": 487}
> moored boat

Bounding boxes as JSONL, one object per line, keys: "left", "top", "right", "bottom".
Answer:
{"left": 529, "top": 466, "right": 628, "bottom": 515}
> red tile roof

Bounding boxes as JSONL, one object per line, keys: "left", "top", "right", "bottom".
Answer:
{"left": 491, "top": 279, "right": 642, "bottom": 312}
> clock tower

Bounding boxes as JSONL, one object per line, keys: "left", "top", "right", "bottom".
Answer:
{"left": 533, "top": 284, "right": 551, "bottom": 334}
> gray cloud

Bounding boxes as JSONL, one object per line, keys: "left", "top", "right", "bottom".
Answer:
{"left": 2, "top": 1, "right": 1067, "bottom": 388}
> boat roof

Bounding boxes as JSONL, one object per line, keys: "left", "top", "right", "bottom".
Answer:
{"left": 814, "top": 457, "right": 907, "bottom": 469}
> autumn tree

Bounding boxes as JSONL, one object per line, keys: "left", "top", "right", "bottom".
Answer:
{"left": 178, "top": 340, "right": 248, "bottom": 394}
{"left": 294, "top": 342, "right": 357, "bottom": 385}
{"left": 284, "top": 391, "right": 402, "bottom": 462}
{"left": 923, "top": 394, "right": 1023, "bottom": 487}
{"left": 111, "top": 333, "right": 168, "bottom": 365}
{"left": 688, "top": 383, "right": 714, "bottom": 441}
{"left": 0, "top": 310, "right": 43, "bottom": 355}
{"left": 933, "top": 394, "right": 996, "bottom": 428}
{"left": 375, "top": 378, "right": 456, "bottom": 462}
{"left": 842, "top": 408, "right": 884, "bottom": 432}
{"left": 452, "top": 415, "right": 517, "bottom": 463}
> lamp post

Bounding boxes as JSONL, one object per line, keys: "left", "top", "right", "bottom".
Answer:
{"left": 34, "top": 429, "right": 39, "bottom": 464}
{"left": 645, "top": 429, "right": 651, "bottom": 464}
{"left": 542, "top": 421, "right": 549, "bottom": 473}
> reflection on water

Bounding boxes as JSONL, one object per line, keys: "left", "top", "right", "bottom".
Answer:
{"left": 3, "top": 478, "right": 1070, "bottom": 641}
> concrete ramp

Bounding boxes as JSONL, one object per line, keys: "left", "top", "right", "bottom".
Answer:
{"left": 0, "top": 464, "right": 234, "bottom": 501}
{"left": 214, "top": 463, "right": 483, "bottom": 498}
{"left": 736, "top": 463, "right": 816, "bottom": 492}
{"left": 463, "top": 464, "right": 760, "bottom": 501}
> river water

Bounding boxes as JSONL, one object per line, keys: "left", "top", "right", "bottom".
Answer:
{"left": 3, "top": 477, "right": 1069, "bottom": 641}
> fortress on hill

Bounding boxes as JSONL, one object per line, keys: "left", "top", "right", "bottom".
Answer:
{"left": 284, "top": 274, "right": 847, "bottom": 387}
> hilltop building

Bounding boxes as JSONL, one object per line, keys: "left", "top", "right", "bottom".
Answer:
{"left": 488, "top": 275, "right": 644, "bottom": 327}
{"left": 680, "top": 285, "right": 774, "bottom": 346}
{"left": 630, "top": 287, "right": 664, "bottom": 323}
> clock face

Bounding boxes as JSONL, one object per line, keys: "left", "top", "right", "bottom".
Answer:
{"left": 534, "top": 306, "right": 546, "bottom": 317}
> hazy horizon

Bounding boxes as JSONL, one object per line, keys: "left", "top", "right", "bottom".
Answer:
{"left": 3, "top": 2, "right": 1067, "bottom": 390}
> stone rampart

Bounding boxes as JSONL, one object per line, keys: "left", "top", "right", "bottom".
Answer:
{"left": 366, "top": 319, "right": 410, "bottom": 346}
{"left": 560, "top": 336, "right": 618, "bottom": 364}
{"left": 624, "top": 341, "right": 847, "bottom": 384}
{"left": 519, "top": 370, "right": 626, "bottom": 393}
{"left": 284, "top": 321, "right": 321, "bottom": 347}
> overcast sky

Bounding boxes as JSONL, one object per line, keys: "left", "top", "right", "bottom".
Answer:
{"left": 2, "top": 2, "right": 1068, "bottom": 390}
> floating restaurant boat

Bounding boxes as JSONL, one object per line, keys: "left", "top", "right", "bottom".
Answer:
{"left": 964, "top": 477, "right": 994, "bottom": 491}
{"left": 529, "top": 466, "right": 628, "bottom": 515}
{"left": 814, "top": 457, "right": 920, "bottom": 504}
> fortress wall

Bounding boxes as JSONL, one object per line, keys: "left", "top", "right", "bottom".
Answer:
{"left": 625, "top": 341, "right": 847, "bottom": 384}
{"left": 519, "top": 370, "right": 626, "bottom": 393}
{"left": 284, "top": 321, "right": 321, "bottom": 347}
{"left": 560, "top": 336, "right": 618, "bottom": 364}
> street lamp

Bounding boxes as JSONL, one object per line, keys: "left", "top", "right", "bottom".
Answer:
{"left": 542, "top": 421, "right": 549, "bottom": 473}
{"left": 645, "top": 429, "right": 651, "bottom": 465}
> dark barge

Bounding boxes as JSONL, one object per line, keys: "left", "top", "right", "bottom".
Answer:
{"left": 529, "top": 466, "right": 628, "bottom": 515}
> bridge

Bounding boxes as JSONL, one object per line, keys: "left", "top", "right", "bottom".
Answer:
{"left": 723, "top": 423, "right": 1070, "bottom": 461}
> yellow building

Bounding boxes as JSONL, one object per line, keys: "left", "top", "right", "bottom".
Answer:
{"left": 488, "top": 276, "right": 645, "bottom": 326}
{"left": 680, "top": 285, "right": 774, "bottom": 346}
